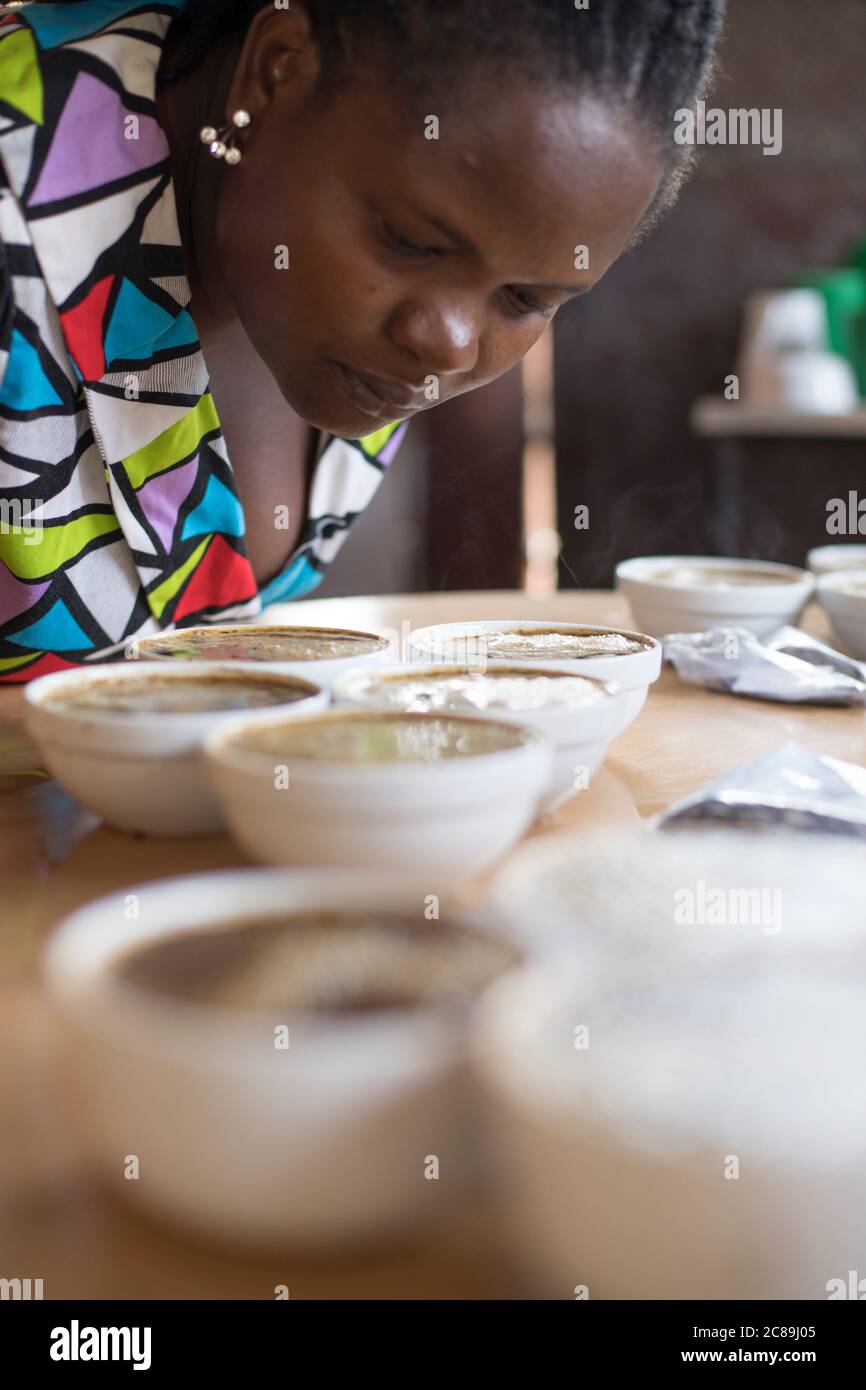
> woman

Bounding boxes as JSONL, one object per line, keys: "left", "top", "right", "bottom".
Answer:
{"left": 0, "top": 0, "right": 724, "bottom": 680}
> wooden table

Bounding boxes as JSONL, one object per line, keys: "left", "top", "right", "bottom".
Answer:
{"left": 2, "top": 590, "right": 864, "bottom": 1299}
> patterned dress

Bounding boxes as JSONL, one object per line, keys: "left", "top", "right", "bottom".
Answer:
{"left": 0, "top": 1, "right": 407, "bottom": 681}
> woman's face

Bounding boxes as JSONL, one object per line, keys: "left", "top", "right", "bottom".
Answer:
{"left": 216, "top": 43, "right": 664, "bottom": 439}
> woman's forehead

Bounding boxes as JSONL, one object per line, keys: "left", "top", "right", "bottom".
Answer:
{"left": 322, "top": 82, "right": 663, "bottom": 282}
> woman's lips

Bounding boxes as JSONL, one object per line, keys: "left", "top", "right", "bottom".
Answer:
{"left": 330, "top": 360, "right": 427, "bottom": 418}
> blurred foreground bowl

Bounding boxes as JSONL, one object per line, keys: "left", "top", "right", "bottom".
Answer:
{"left": 44, "top": 869, "right": 524, "bottom": 1249}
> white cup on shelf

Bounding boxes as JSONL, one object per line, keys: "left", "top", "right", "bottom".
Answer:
{"left": 735, "top": 288, "right": 859, "bottom": 413}
{"left": 744, "top": 348, "right": 859, "bottom": 413}
{"left": 738, "top": 288, "right": 829, "bottom": 364}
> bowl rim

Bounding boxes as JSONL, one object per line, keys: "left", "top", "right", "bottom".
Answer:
{"left": 816, "top": 568, "right": 866, "bottom": 599}
{"left": 332, "top": 659, "right": 621, "bottom": 705}
{"left": 406, "top": 618, "right": 660, "bottom": 653}
{"left": 615, "top": 554, "right": 812, "bottom": 590}
{"left": 204, "top": 704, "right": 551, "bottom": 778}
{"left": 24, "top": 661, "right": 327, "bottom": 732}
{"left": 43, "top": 867, "right": 526, "bottom": 1063}
{"left": 807, "top": 544, "right": 866, "bottom": 569}
{"left": 132, "top": 622, "right": 391, "bottom": 660}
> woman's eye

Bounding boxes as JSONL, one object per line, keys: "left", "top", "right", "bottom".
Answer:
{"left": 381, "top": 221, "right": 440, "bottom": 258}
{"left": 507, "top": 287, "right": 555, "bottom": 317}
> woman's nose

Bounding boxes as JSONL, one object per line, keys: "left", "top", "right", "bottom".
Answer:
{"left": 387, "top": 298, "right": 481, "bottom": 378}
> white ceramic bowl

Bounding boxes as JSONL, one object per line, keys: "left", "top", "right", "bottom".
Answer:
{"left": 405, "top": 620, "right": 661, "bottom": 739}
{"left": 25, "top": 663, "right": 328, "bottom": 836}
{"left": 481, "top": 829, "right": 866, "bottom": 1298}
{"left": 615, "top": 555, "right": 813, "bottom": 638}
{"left": 473, "top": 956, "right": 866, "bottom": 1299}
{"left": 809, "top": 544, "right": 866, "bottom": 577}
{"left": 816, "top": 569, "right": 866, "bottom": 658}
{"left": 332, "top": 662, "right": 622, "bottom": 814}
{"left": 42, "top": 869, "right": 524, "bottom": 1248}
{"left": 206, "top": 708, "right": 552, "bottom": 880}
{"left": 132, "top": 623, "right": 395, "bottom": 686}
{"left": 488, "top": 826, "right": 866, "bottom": 968}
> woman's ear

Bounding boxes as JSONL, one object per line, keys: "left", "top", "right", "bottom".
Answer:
{"left": 225, "top": 1, "right": 321, "bottom": 125}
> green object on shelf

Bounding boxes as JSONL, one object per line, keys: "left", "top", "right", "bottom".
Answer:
{"left": 794, "top": 267, "right": 866, "bottom": 395}
{"left": 847, "top": 240, "right": 866, "bottom": 395}
{"left": 848, "top": 236, "right": 866, "bottom": 278}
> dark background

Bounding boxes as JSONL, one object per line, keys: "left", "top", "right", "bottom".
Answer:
{"left": 318, "top": 0, "right": 866, "bottom": 599}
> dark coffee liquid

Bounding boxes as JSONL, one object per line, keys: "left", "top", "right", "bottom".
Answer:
{"left": 142, "top": 626, "right": 387, "bottom": 663}
{"left": 227, "top": 711, "right": 529, "bottom": 762}
{"left": 113, "top": 911, "right": 520, "bottom": 1014}
{"left": 45, "top": 674, "right": 313, "bottom": 716}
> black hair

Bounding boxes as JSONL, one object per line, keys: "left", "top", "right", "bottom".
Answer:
{"left": 160, "top": 0, "right": 726, "bottom": 220}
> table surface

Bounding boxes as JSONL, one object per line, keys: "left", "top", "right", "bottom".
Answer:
{"left": 2, "top": 589, "right": 864, "bottom": 1300}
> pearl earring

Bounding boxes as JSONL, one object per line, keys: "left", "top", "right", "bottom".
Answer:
{"left": 199, "top": 109, "right": 251, "bottom": 165}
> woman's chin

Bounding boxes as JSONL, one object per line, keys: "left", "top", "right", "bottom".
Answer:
{"left": 339, "top": 417, "right": 406, "bottom": 441}
{"left": 298, "top": 394, "right": 410, "bottom": 440}
{"left": 274, "top": 365, "right": 416, "bottom": 437}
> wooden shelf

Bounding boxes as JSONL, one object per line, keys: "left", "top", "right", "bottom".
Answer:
{"left": 692, "top": 397, "right": 866, "bottom": 439}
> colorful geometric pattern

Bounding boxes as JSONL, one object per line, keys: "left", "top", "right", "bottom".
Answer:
{"left": 0, "top": 1, "right": 408, "bottom": 681}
